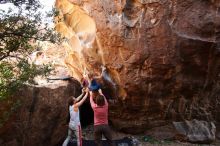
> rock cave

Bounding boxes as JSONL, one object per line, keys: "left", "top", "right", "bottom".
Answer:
{"left": 1, "top": 0, "right": 220, "bottom": 145}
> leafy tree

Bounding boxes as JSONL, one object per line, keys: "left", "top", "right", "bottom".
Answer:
{"left": 0, "top": 0, "right": 60, "bottom": 100}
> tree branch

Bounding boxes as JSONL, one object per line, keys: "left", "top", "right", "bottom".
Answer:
{"left": 0, "top": 31, "right": 53, "bottom": 41}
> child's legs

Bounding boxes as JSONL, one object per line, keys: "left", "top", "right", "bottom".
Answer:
{"left": 102, "top": 125, "right": 115, "bottom": 146}
{"left": 68, "top": 124, "right": 82, "bottom": 146}
{"left": 94, "top": 125, "right": 103, "bottom": 146}
{"left": 74, "top": 125, "right": 82, "bottom": 146}
{"left": 62, "top": 128, "right": 74, "bottom": 146}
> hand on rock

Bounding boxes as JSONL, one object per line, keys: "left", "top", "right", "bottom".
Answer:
{"left": 82, "top": 88, "right": 86, "bottom": 93}
{"left": 101, "top": 65, "right": 107, "bottom": 72}
{"left": 85, "top": 88, "right": 89, "bottom": 93}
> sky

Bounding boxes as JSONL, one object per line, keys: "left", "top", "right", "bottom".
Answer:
{"left": 0, "top": 0, "right": 55, "bottom": 11}
{"left": 38, "top": 0, "right": 56, "bottom": 25}
{"left": 0, "top": 0, "right": 56, "bottom": 26}
{"left": 39, "top": 0, "right": 55, "bottom": 12}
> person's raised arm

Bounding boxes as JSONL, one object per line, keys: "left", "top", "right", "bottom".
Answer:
{"left": 75, "top": 88, "right": 85, "bottom": 102}
{"left": 103, "top": 94, "right": 108, "bottom": 106}
{"left": 89, "top": 91, "right": 96, "bottom": 107}
{"left": 98, "top": 88, "right": 103, "bottom": 95}
{"left": 75, "top": 91, "right": 88, "bottom": 107}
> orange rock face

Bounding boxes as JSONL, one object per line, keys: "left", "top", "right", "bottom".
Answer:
{"left": 55, "top": 0, "right": 220, "bottom": 133}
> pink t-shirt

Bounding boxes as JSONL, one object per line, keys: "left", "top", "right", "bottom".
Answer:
{"left": 90, "top": 94, "right": 108, "bottom": 125}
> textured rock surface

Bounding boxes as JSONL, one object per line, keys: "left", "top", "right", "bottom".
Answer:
{"left": 54, "top": 0, "right": 220, "bottom": 135}
{"left": 0, "top": 80, "right": 81, "bottom": 146}
{"left": 1, "top": 1, "right": 220, "bottom": 144}
{"left": 173, "top": 119, "right": 216, "bottom": 143}
{"left": 30, "top": 42, "right": 70, "bottom": 82}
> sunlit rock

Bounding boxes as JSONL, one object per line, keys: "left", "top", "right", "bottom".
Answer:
{"left": 54, "top": 0, "right": 220, "bottom": 137}
{"left": 55, "top": 0, "right": 96, "bottom": 48}
{"left": 29, "top": 42, "right": 70, "bottom": 85}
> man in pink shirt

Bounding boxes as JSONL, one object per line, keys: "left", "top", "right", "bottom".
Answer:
{"left": 89, "top": 80, "right": 115, "bottom": 146}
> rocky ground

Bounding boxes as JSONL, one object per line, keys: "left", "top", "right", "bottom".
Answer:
{"left": 82, "top": 124, "right": 220, "bottom": 146}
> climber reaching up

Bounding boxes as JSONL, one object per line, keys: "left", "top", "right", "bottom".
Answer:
{"left": 100, "top": 65, "right": 117, "bottom": 87}
{"left": 82, "top": 65, "right": 108, "bottom": 84}
{"left": 81, "top": 65, "right": 118, "bottom": 98}
{"left": 89, "top": 80, "right": 116, "bottom": 146}
{"left": 100, "top": 66, "right": 119, "bottom": 100}
{"left": 62, "top": 88, "right": 89, "bottom": 146}
{"left": 81, "top": 68, "right": 101, "bottom": 86}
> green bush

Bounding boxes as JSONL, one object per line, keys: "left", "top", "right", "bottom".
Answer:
{"left": 0, "top": 0, "right": 60, "bottom": 100}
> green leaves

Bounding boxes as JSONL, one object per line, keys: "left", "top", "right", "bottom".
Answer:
{"left": 0, "top": 0, "right": 41, "bottom": 10}
{"left": 0, "top": 59, "right": 53, "bottom": 100}
{"left": 0, "top": 1, "right": 61, "bottom": 60}
{"left": 0, "top": 62, "right": 15, "bottom": 99}
{"left": 0, "top": 0, "right": 58, "bottom": 100}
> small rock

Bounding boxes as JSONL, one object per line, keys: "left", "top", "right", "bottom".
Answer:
{"left": 150, "top": 19, "right": 157, "bottom": 24}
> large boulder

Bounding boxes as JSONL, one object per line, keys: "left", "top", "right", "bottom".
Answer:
{"left": 1, "top": 0, "right": 220, "bottom": 145}
{"left": 55, "top": 0, "right": 220, "bottom": 135}
{"left": 0, "top": 80, "right": 81, "bottom": 146}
